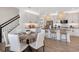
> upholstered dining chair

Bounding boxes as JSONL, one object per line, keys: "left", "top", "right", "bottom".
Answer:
{"left": 2, "top": 31, "right": 10, "bottom": 51}
{"left": 8, "top": 34, "right": 28, "bottom": 52}
{"left": 29, "top": 29, "right": 45, "bottom": 52}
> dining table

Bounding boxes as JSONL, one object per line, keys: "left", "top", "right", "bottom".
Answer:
{"left": 19, "top": 31, "right": 38, "bottom": 51}
{"left": 18, "top": 31, "right": 37, "bottom": 44}
{"left": 9, "top": 30, "right": 38, "bottom": 52}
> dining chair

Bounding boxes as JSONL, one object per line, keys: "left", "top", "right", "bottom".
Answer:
{"left": 2, "top": 31, "right": 10, "bottom": 51}
{"left": 51, "top": 29, "right": 57, "bottom": 40}
{"left": 45, "top": 29, "right": 51, "bottom": 38}
{"left": 8, "top": 34, "right": 28, "bottom": 52}
{"left": 29, "top": 29, "right": 45, "bottom": 52}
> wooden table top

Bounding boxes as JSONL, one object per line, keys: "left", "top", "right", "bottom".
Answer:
{"left": 18, "top": 32, "right": 37, "bottom": 44}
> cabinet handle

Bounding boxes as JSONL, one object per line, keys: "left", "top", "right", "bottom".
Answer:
{"left": 72, "top": 30, "right": 74, "bottom": 32}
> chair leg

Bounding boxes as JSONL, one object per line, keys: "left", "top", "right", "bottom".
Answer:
{"left": 5, "top": 47, "right": 8, "bottom": 52}
{"left": 5, "top": 47, "right": 7, "bottom": 52}
{"left": 43, "top": 46, "right": 45, "bottom": 52}
{"left": 33, "top": 49, "right": 38, "bottom": 52}
{"left": 36, "top": 49, "right": 38, "bottom": 52}
{"left": 43, "top": 40, "right": 45, "bottom": 52}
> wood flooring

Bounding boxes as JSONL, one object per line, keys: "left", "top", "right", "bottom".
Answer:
{"left": 0, "top": 36, "right": 79, "bottom": 52}
{"left": 44, "top": 36, "right": 79, "bottom": 52}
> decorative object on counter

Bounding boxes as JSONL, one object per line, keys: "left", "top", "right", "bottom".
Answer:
{"left": 26, "top": 30, "right": 31, "bottom": 34}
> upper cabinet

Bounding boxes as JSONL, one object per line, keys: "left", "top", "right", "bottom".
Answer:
{"left": 51, "top": 12, "right": 79, "bottom": 28}
{"left": 65, "top": 13, "right": 79, "bottom": 23}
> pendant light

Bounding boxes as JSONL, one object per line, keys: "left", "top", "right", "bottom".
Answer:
{"left": 43, "top": 15, "right": 51, "bottom": 21}
{"left": 57, "top": 10, "right": 65, "bottom": 20}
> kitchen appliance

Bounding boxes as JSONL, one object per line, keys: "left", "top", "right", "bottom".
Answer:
{"left": 60, "top": 20, "right": 68, "bottom": 24}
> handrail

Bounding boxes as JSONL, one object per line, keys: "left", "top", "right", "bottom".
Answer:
{"left": 0, "top": 14, "right": 20, "bottom": 43}
{"left": 0, "top": 15, "right": 20, "bottom": 28}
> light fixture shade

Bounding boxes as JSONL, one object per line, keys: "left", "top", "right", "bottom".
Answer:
{"left": 57, "top": 10, "right": 64, "bottom": 20}
{"left": 25, "top": 10, "right": 40, "bottom": 16}
{"left": 43, "top": 15, "right": 51, "bottom": 21}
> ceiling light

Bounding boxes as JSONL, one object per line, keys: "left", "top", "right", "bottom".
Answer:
{"left": 25, "top": 10, "right": 40, "bottom": 16}
{"left": 57, "top": 10, "right": 65, "bottom": 20}
{"left": 50, "top": 13, "right": 57, "bottom": 15}
{"left": 43, "top": 15, "right": 51, "bottom": 21}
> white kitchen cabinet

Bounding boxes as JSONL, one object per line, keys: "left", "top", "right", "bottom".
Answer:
{"left": 45, "top": 29, "right": 51, "bottom": 38}
{"left": 70, "top": 28, "right": 79, "bottom": 36}
{"left": 60, "top": 31, "right": 70, "bottom": 42}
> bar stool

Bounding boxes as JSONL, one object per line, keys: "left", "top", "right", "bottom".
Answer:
{"left": 51, "top": 29, "right": 57, "bottom": 40}
{"left": 60, "top": 29, "right": 67, "bottom": 42}
{"left": 45, "top": 29, "right": 51, "bottom": 39}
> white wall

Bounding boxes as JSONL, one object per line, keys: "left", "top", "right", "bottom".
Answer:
{"left": 0, "top": 7, "right": 19, "bottom": 32}
{"left": 0, "top": 7, "right": 19, "bottom": 25}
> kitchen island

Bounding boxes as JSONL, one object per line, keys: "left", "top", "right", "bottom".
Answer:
{"left": 46, "top": 27, "right": 71, "bottom": 43}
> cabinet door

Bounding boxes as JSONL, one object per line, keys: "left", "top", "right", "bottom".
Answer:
{"left": 71, "top": 29, "right": 79, "bottom": 36}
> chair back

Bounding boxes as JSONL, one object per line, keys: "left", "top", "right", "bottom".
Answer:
{"left": 8, "top": 34, "right": 20, "bottom": 51}
{"left": 2, "top": 31, "right": 9, "bottom": 47}
{"left": 35, "top": 29, "right": 45, "bottom": 48}
{"left": 30, "top": 28, "right": 36, "bottom": 32}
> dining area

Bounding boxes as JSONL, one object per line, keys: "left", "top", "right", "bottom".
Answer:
{"left": 2, "top": 22, "right": 45, "bottom": 52}
{"left": 1, "top": 17, "right": 71, "bottom": 52}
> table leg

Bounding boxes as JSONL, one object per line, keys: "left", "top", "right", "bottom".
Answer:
{"left": 26, "top": 39, "right": 29, "bottom": 44}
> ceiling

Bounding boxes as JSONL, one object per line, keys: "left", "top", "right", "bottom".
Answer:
{"left": 18, "top": 7, "right": 79, "bottom": 16}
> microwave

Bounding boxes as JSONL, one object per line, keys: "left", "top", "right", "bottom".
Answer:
{"left": 60, "top": 20, "right": 68, "bottom": 24}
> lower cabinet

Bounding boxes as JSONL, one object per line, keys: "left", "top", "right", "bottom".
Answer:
{"left": 70, "top": 28, "right": 79, "bottom": 36}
